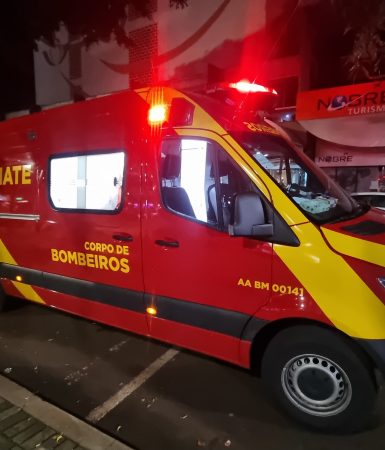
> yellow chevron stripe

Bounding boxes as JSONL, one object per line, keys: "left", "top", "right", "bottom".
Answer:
{"left": 175, "top": 128, "right": 273, "bottom": 200}
{"left": 153, "top": 89, "right": 308, "bottom": 226}
{"left": 175, "top": 129, "right": 308, "bottom": 226}
{"left": 138, "top": 87, "right": 385, "bottom": 339}
{"left": 137, "top": 87, "right": 226, "bottom": 136}
{"left": 275, "top": 223, "right": 385, "bottom": 339}
{"left": 322, "top": 228, "right": 385, "bottom": 268}
{"left": 222, "top": 134, "right": 308, "bottom": 226}
{"left": 0, "top": 240, "right": 44, "bottom": 304}
{"left": 186, "top": 125, "right": 385, "bottom": 338}
{"left": 11, "top": 281, "right": 45, "bottom": 304}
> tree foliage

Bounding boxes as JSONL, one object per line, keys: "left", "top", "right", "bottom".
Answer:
{"left": 270, "top": 0, "right": 385, "bottom": 84}
{"left": 330, "top": 0, "right": 385, "bottom": 81}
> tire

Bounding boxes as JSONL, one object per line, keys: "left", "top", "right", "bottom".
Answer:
{"left": 0, "top": 285, "right": 7, "bottom": 312}
{"left": 261, "top": 325, "right": 377, "bottom": 432}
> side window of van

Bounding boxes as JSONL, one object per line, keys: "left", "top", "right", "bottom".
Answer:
{"left": 160, "top": 138, "right": 252, "bottom": 231}
{"left": 160, "top": 139, "right": 215, "bottom": 224}
{"left": 212, "top": 148, "right": 254, "bottom": 230}
{"left": 49, "top": 151, "right": 125, "bottom": 212}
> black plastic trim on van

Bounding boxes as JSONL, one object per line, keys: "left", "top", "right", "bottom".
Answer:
{"left": 0, "top": 263, "right": 267, "bottom": 341}
{"left": 341, "top": 220, "right": 385, "bottom": 236}
{"left": 0, "top": 263, "right": 144, "bottom": 313}
{"left": 144, "top": 294, "right": 259, "bottom": 339}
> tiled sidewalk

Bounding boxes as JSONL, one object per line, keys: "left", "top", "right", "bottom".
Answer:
{"left": 0, "top": 376, "right": 133, "bottom": 450}
{"left": 0, "top": 397, "right": 86, "bottom": 450}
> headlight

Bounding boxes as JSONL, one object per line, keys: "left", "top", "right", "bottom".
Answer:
{"left": 378, "top": 277, "right": 385, "bottom": 289}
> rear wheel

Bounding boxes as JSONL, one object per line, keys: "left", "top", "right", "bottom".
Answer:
{"left": 0, "top": 285, "right": 8, "bottom": 312}
{"left": 261, "top": 325, "right": 377, "bottom": 432}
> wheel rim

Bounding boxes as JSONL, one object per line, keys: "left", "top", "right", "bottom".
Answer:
{"left": 281, "top": 354, "right": 352, "bottom": 417}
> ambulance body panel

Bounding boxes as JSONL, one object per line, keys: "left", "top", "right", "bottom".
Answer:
{"left": 0, "top": 92, "right": 150, "bottom": 334}
{"left": 1, "top": 85, "right": 385, "bottom": 431}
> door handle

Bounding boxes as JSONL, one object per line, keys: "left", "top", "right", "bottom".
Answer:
{"left": 155, "top": 239, "right": 179, "bottom": 248}
{"left": 113, "top": 234, "right": 133, "bottom": 242}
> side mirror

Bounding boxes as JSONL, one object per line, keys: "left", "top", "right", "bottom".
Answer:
{"left": 229, "top": 192, "right": 273, "bottom": 237}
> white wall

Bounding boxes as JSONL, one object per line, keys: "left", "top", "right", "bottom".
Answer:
{"left": 34, "top": 0, "right": 266, "bottom": 106}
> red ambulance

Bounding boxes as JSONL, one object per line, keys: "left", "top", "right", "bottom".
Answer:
{"left": 0, "top": 81, "right": 385, "bottom": 432}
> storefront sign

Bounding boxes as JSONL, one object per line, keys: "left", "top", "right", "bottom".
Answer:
{"left": 297, "top": 81, "right": 385, "bottom": 121}
{"left": 315, "top": 141, "right": 385, "bottom": 167}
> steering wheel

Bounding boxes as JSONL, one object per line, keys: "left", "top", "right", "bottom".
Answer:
{"left": 286, "top": 183, "right": 301, "bottom": 196}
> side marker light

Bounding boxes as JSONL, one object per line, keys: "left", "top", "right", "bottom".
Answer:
{"left": 146, "top": 307, "right": 157, "bottom": 316}
{"left": 15, "top": 275, "right": 22, "bottom": 282}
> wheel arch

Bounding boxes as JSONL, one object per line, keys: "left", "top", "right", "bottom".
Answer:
{"left": 249, "top": 318, "right": 377, "bottom": 381}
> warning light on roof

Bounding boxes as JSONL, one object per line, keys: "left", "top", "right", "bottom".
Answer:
{"left": 229, "top": 80, "right": 278, "bottom": 95}
{"left": 148, "top": 104, "right": 168, "bottom": 124}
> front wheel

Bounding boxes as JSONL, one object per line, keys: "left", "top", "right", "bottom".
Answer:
{"left": 261, "top": 325, "right": 377, "bottom": 432}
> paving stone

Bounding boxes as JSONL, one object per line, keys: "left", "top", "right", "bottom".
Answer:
{"left": 0, "top": 405, "right": 20, "bottom": 422}
{"left": 0, "top": 394, "right": 127, "bottom": 450}
{"left": 4, "top": 418, "right": 36, "bottom": 438}
{"left": 39, "top": 433, "right": 65, "bottom": 449}
{"left": 0, "top": 432, "right": 17, "bottom": 449}
{"left": 21, "top": 426, "right": 56, "bottom": 450}
{"left": 55, "top": 440, "right": 78, "bottom": 450}
{"left": 12, "top": 422, "right": 45, "bottom": 445}
{"left": 0, "top": 401, "right": 12, "bottom": 413}
{"left": 0, "top": 411, "right": 28, "bottom": 432}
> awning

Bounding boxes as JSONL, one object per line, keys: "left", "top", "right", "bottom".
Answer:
{"left": 296, "top": 80, "right": 385, "bottom": 147}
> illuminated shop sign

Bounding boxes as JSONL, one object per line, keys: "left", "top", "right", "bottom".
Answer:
{"left": 297, "top": 81, "right": 385, "bottom": 120}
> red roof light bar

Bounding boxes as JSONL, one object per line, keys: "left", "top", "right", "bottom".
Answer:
{"left": 229, "top": 80, "right": 278, "bottom": 95}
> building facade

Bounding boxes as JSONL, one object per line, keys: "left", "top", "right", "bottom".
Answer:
{"left": 32, "top": 0, "right": 385, "bottom": 193}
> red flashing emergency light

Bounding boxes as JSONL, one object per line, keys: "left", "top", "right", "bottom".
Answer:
{"left": 148, "top": 98, "right": 195, "bottom": 127}
{"left": 228, "top": 80, "right": 278, "bottom": 96}
{"left": 148, "top": 104, "right": 168, "bottom": 124}
{"left": 147, "top": 81, "right": 277, "bottom": 127}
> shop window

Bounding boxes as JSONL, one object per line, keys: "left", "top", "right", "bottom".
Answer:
{"left": 49, "top": 151, "right": 125, "bottom": 212}
{"left": 322, "top": 166, "right": 380, "bottom": 193}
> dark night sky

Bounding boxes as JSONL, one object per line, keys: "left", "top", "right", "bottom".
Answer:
{"left": 0, "top": 4, "right": 35, "bottom": 116}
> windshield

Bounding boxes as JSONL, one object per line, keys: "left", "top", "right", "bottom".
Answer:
{"left": 234, "top": 131, "right": 361, "bottom": 223}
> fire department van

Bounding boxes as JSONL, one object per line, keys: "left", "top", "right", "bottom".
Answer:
{"left": 0, "top": 81, "right": 385, "bottom": 432}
